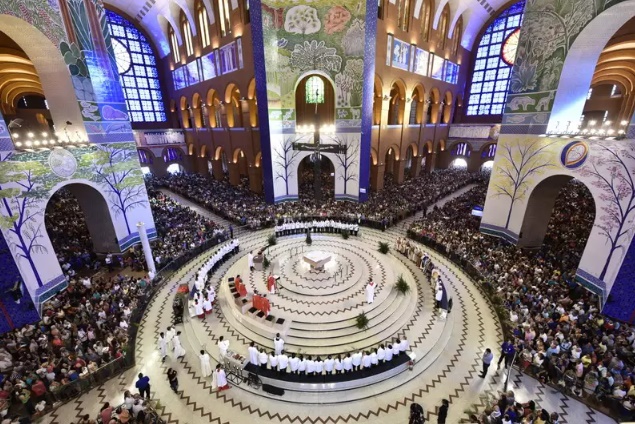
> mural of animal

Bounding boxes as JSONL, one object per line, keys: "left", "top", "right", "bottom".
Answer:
{"left": 508, "top": 96, "right": 536, "bottom": 111}
{"left": 337, "top": 109, "right": 349, "bottom": 119}
{"left": 351, "top": 108, "right": 361, "bottom": 120}
{"left": 504, "top": 115, "right": 527, "bottom": 124}
{"left": 282, "top": 110, "right": 293, "bottom": 120}
{"left": 535, "top": 91, "right": 555, "bottom": 112}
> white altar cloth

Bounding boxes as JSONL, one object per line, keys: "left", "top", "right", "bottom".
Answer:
{"left": 303, "top": 251, "right": 332, "bottom": 270}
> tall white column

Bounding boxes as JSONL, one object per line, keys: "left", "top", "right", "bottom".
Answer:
{"left": 136, "top": 222, "right": 156, "bottom": 278}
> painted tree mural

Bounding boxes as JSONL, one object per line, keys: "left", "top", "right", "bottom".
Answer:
{"left": 333, "top": 136, "right": 359, "bottom": 194}
{"left": 581, "top": 145, "right": 635, "bottom": 280}
{"left": 78, "top": 143, "right": 145, "bottom": 235}
{"left": 273, "top": 136, "right": 302, "bottom": 196}
{"left": 492, "top": 138, "right": 558, "bottom": 228}
{"left": 0, "top": 153, "right": 55, "bottom": 287}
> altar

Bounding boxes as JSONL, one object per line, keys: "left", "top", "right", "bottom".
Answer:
{"left": 303, "top": 251, "right": 332, "bottom": 271}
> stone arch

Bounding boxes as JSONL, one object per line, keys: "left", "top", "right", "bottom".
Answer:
{"left": 247, "top": 78, "right": 258, "bottom": 127}
{"left": 137, "top": 148, "right": 155, "bottom": 164}
{"left": 517, "top": 175, "right": 595, "bottom": 250}
{"left": 373, "top": 75, "right": 383, "bottom": 125}
{"left": 0, "top": 15, "right": 86, "bottom": 139}
{"left": 437, "top": 138, "right": 445, "bottom": 152}
{"left": 409, "top": 84, "right": 426, "bottom": 125}
{"left": 387, "top": 79, "right": 407, "bottom": 125}
{"left": 295, "top": 72, "right": 336, "bottom": 127}
{"left": 214, "top": 145, "right": 224, "bottom": 160}
{"left": 45, "top": 182, "right": 120, "bottom": 255}
{"left": 179, "top": 95, "right": 190, "bottom": 128}
{"left": 428, "top": 87, "right": 441, "bottom": 124}
{"left": 479, "top": 142, "right": 497, "bottom": 159}
{"left": 191, "top": 92, "right": 203, "bottom": 128}
{"left": 162, "top": 146, "right": 185, "bottom": 163}
{"left": 224, "top": 82, "right": 243, "bottom": 128}
{"left": 384, "top": 143, "right": 400, "bottom": 178}
{"left": 200, "top": 144, "right": 207, "bottom": 158}
{"left": 371, "top": 147, "right": 378, "bottom": 165}
{"left": 549, "top": 0, "right": 635, "bottom": 130}
{"left": 232, "top": 148, "right": 249, "bottom": 178}
{"left": 206, "top": 88, "right": 221, "bottom": 127}
{"left": 187, "top": 143, "right": 195, "bottom": 155}
{"left": 447, "top": 140, "right": 472, "bottom": 156}
{"left": 296, "top": 152, "right": 336, "bottom": 201}
{"left": 254, "top": 152, "right": 262, "bottom": 167}
{"left": 442, "top": 91, "right": 453, "bottom": 123}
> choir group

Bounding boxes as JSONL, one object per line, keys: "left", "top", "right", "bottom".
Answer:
{"left": 274, "top": 219, "right": 360, "bottom": 237}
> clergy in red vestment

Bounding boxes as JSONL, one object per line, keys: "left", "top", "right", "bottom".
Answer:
{"left": 267, "top": 273, "right": 276, "bottom": 295}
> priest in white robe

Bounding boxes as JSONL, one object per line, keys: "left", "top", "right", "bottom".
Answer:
{"left": 218, "top": 336, "right": 230, "bottom": 358}
{"left": 248, "top": 251, "right": 254, "bottom": 271}
{"left": 173, "top": 331, "right": 186, "bottom": 358}
{"left": 213, "top": 364, "right": 230, "bottom": 391}
{"left": 158, "top": 332, "right": 167, "bottom": 362}
{"left": 199, "top": 350, "right": 212, "bottom": 377}
{"left": 365, "top": 280, "right": 376, "bottom": 304}
{"left": 248, "top": 342, "right": 259, "bottom": 366}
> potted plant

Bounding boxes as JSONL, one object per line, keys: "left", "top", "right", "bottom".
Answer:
{"left": 378, "top": 241, "right": 390, "bottom": 254}
{"left": 306, "top": 230, "right": 312, "bottom": 245}
{"left": 395, "top": 275, "right": 410, "bottom": 295}
{"left": 355, "top": 312, "right": 369, "bottom": 330}
{"left": 267, "top": 234, "right": 277, "bottom": 246}
{"left": 341, "top": 229, "right": 350, "bottom": 239}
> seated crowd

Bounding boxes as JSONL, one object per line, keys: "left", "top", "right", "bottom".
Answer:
{"left": 472, "top": 393, "right": 563, "bottom": 424}
{"left": 0, "top": 188, "right": 225, "bottom": 422}
{"left": 408, "top": 181, "right": 635, "bottom": 419}
{"left": 149, "top": 169, "right": 486, "bottom": 229}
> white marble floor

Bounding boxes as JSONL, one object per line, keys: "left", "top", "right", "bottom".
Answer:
{"left": 40, "top": 189, "right": 617, "bottom": 424}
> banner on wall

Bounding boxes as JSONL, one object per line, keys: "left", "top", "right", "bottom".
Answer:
{"left": 413, "top": 48, "right": 429, "bottom": 76}
{"left": 392, "top": 37, "right": 410, "bottom": 71}
{"left": 200, "top": 51, "right": 218, "bottom": 80}
{"left": 135, "top": 130, "right": 185, "bottom": 146}
{"left": 430, "top": 54, "right": 445, "bottom": 80}
{"left": 173, "top": 67, "right": 187, "bottom": 90}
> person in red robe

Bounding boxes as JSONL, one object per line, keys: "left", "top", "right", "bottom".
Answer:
{"left": 267, "top": 273, "right": 276, "bottom": 294}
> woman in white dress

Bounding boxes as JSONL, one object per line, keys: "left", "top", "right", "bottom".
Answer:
{"left": 199, "top": 350, "right": 212, "bottom": 377}
{"left": 173, "top": 331, "right": 186, "bottom": 358}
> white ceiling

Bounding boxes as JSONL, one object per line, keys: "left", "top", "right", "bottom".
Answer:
{"left": 104, "top": 0, "right": 515, "bottom": 58}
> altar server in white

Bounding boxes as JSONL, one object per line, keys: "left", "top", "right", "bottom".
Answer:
{"left": 173, "top": 331, "right": 186, "bottom": 358}
{"left": 274, "top": 334, "right": 285, "bottom": 355}
{"left": 324, "top": 355, "right": 335, "bottom": 374}
{"left": 199, "top": 350, "right": 212, "bottom": 377}
{"left": 202, "top": 297, "right": 213, "bottom": 315}
{"left": 365, "top": 279, "right": 376, "bottom": 304}
{"left": 289, "top": 353, "right": 300, "bottom": 373}
{"left": 213, "top": 364, "right": 230, "bottom": 391}
{"left": 218, "top": 336, "right": 230, "bottom": 358}
{"left": 278, "top": 351, "right": 289, "bottom": 373}
{"left": 248, "top": 251, "right": 254, "bottom": 272}
{"left": 351, "top": 351, "right": 362, "bottom": 371}
{"left": 248, "top": 342, "right": 259, "bottom": 366}
{"left": 166, "top": 326, "right": 176, "bottom": 351}
{"left": 343, "top": 353, "right": 353, "bottom": 372}
{"left": 158, "top": 332, "right": 167, "bottom": 362}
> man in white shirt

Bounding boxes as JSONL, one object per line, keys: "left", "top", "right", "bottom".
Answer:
{"left": 334, "top": 355, "right": 343, "bottom": 374}
{"left": 385, "top": 344, "right": 394, "bottom": 361}
{"left": 269, "top": 351, "right": 278, "bottom": 369}
{"left": 248, "top": 251, "right": 254, "bottom": 272}
{"left": 343, "top": 353, "right": 353, "bottom": 373}
{"left": 306, "top": 356, "right": 316, "bottom": 375}
{"left": 278, "top": 351, "right": 289, "bottom": 374}
{"left": 248, "top": 342, "right": 259, "bottom": 366}
{"left": 377, "top": 345, "right": 386, "bottom": 363}
{"left": 218, "top": 336, "right": 230, "bottom": 357}
{"left": 399, "top": 337, "right": 410, "bottom": 353}
{"left": 392, "top": 341, "right": 400, "bottom": 357}
{"left": 258, "top": 348, "right": 268, "bottom": 369}
{"left": 274, "top": 334, "right": 284, "bottom": 355}
{"left": 351, "top": 351, "right": 362, "bottom": 371}
{"left": 361, "top": 351, "right": 371, "bottom": 369}
{"left": 289, "top": 353, "right": 300, "bottom": 373}
{"left": 324, "top": 355, "right": 335, "bottom": 374}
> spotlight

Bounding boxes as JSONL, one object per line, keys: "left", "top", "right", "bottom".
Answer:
{"left": 25, "top": 141, "right": 32, "bottom": 147}
{"left": 12, "top": 133, "right": 18, "bottom": 138}
{"left": 621, "top": 120, "right": 629, "bottom": 126}
{"left": 15, "top": 142, "right": 22, "bottom": 147}
{"left": 588, "top": 120, "right": 597, "bottom": 126}
{"left": 41, "top": 140, "right": 48, "bottom": 146}
{"left": 27, "top": 132, "right": 34, "bottom": 138}
{"left": 608, "top": 129, "right": 615, "bottom": 135}
{"left": 34, "top": 140, "right": 40, "bottom": 146}
{"left": 41, "top": 132, "right": 48, "bottom": 137}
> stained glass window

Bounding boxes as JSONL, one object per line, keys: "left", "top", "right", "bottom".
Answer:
{"left": 305, "top": 76, "right": 324, "bottom": 104}
{"left": 106, "top": 10, "right": 166, "bottom": 122}
{"left": 466, "top": 1, "right": 525, "bottom": 116}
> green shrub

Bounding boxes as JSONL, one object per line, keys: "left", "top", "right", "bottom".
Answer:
{"left": 263, "top": 256, "right": 270, "bottom": 269}
{"left": 395, "top": 275, "right": 410, "bottom": 295}
{"left": 355, "top": 312, "right": 369, "bottom": 330}
{"left": 306, "top": 231, "right": 312, "bottom": 245}
{"left": 341, "top": 230, "right": 350, "bottom": 239}
{"left": 378, "top": 241, "right": 390, "bottom": 254}
{"left": 267, "top": 234, "right": 277, "bottom": 246}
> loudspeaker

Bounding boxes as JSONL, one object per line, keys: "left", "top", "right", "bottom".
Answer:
{"left": 262, "top": 384, "right": 285, "bottom": 396}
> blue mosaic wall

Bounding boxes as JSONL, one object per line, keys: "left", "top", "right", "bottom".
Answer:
{"left": 602, "top": 239, "right": 635, "bottom": 324}
{"left": 0, "top": 232, "right": 40, "bottom": 333}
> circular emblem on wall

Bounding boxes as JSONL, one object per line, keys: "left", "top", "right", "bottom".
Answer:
{"left": 560, "top": 141, "right": 589, "bottom": 169}
{"left": 48, "top": 148, "right": 78, "bottom": 178}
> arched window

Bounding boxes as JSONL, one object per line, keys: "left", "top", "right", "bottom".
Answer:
{"left": 439, "top": 6, "right": 449, "bottom": 49}
{"left": 466, "top": 1, "right": 525, "bottom": 116}
{"left": 198, "top": 3, "right": 211, "bottom": 48}
{"left": 306, "top": 76, "right": 325, "bottom": 104}
{"left": 169, "top": 26, "right": 179, "bottom": 63}
{"left": 106, "top": 10, "right": 167, "bottom": 122}
{"left": 481, "top": 144, "right": 497, "bottom": 158}
{"left": 217, "top": 0, "right": 231, "bottom": 37}
{"left": 450, "top": 142, "right": 470, "bottom": 157}
{"left": 182, "top": 17, "right": 194, "bottom": 57}
{"left": 398, "top": 0, "right": 411, "bottom": 32}
{"left": 420, "top": 0, "right": 432, "bottom": 42}
{"left": 163, "top": 147, "right": 183, "bottom": 162}
{"left": 452, "top": 16, "right": 463, "bottom": 56}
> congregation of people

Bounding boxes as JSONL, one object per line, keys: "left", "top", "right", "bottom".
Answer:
{"left": 149, "top": 169, "right": 486, "bottom": 230}
{"left": 0, "top": 184, "right": 228, "bottom": 423}
{"left": 408, "top": 180, "right": 635, "bottom": 420}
